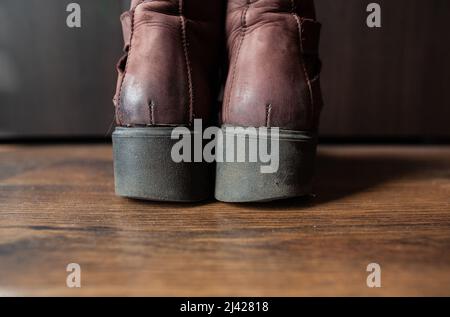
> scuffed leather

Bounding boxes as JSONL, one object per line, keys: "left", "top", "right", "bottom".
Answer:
{"left": 113, "top": 0, "right": 223, "bottom": 127}
{"left": 222, "top": 0, "right": 323, "bottom": 131}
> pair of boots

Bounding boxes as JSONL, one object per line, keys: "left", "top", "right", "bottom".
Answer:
{"left": 112, "top": 0, "right": 323, "bottom": 203}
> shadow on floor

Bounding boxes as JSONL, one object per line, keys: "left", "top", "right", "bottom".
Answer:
{"left": 242, "top": 147, "right": 441, "bottom": 210}
{"left": 117, "top": 146, "right": 447, "bottom": 210}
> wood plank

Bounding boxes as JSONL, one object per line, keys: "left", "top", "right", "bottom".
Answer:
{"left": 0, "top": 145, "right": 449, "bottom": 296}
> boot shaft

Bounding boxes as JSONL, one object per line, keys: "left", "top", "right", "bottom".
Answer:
{"left": 223, "top": 0, "right": 323, "bottom": 131}
{"left": 114, "top": 0, "right": 224, "bottom": 127}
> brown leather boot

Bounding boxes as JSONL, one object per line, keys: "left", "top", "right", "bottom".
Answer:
{"left": 215, "top": 0, "right": 323, "bottom": 202}
{"left": 112, "top": 0, "right": 223, "bottom": 202}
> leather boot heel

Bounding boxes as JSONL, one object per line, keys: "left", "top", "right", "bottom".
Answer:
{"left": 113, "top": 127, "right": 213, "bottom": 202}
{"left": 112, "top": 1, "right": 223, "bottom": 202}
{"left": 215, "top": 127, "right": 317, "bottom": 203}
{"left": 220, "top": 1, "right": 323, "bottom": 202}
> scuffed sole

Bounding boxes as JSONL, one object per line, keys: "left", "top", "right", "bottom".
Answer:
{"left": 215, "top": 127, "right": 317, "bottom": 202}
{"left": 113, "top": 127, "right": 213, "bottom": 202}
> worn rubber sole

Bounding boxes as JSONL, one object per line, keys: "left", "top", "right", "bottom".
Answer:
{"left": 113, "top": 127, "right": 213, "bottom": 202}
{"left": 215, "top": 126, "right": 317, "bottom": 202}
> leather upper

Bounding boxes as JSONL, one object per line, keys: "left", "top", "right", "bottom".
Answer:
{"left": 113, "top": 0, "right": 223, "bottom": 127}
{"left": 222, "top": 0, "right": 323, "bottom": 131}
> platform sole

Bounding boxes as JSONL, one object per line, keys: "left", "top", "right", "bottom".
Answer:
{"left": 215, "top": 126, "right": 317, "bottom": 202}
{"left": 113, "top": 127, "right": 213, "bottom": 202}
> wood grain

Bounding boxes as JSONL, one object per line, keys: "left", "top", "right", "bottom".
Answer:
{"left": 0, "top": 144, "right": 449, "bottom": 296}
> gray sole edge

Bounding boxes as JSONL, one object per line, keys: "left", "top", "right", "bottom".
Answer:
{"left": 113, "top": 127, "right": 213, "bottom": 202}
{"left": 215, "top": 127, "right": 317, "bottom": 203}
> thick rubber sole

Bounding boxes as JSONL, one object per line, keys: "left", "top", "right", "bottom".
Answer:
{"left": 215, "top": 126, "right": 317, "bottom": 202}
{"left": 113, "top": 127, "right": 213, "bottom": 202}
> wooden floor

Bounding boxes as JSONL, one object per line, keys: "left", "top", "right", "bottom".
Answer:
{"left": 0, "top": 144, "right": 449, "bottom": 296}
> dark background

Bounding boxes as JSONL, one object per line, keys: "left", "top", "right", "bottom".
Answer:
{"left": 0, "top": 0, "right": 449, "bottom": 139}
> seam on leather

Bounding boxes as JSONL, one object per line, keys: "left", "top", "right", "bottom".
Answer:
{"left": 149, "top": 100, "right": 155, "bottom": 125}
{"left": 117, "top": 0, "right": 144, "bottom": 126}
{"left": 179, "top": 0, "right": 195, "bottom": 125}
{"left": 291, "top": 0, "right": 315, "bottom": 122}
{"left": 265, "top": 104, "right": 273, "bottom": 128}
{"left": 225, "top": 1, "right": 251, "bottom": 122}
